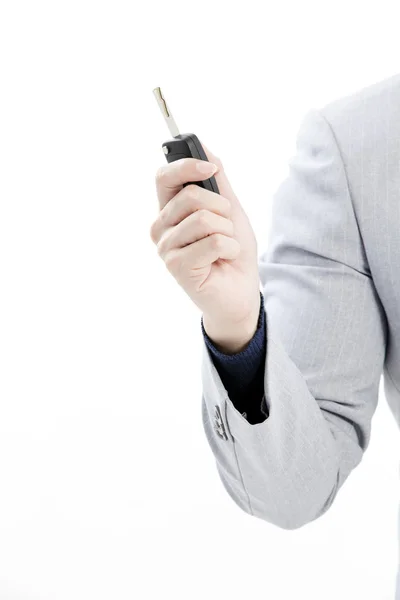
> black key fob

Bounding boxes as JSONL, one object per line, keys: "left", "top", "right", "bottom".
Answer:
{"left": 153, "top": 87, "right": 220, "bottom": 195}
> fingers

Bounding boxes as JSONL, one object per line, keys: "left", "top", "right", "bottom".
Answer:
{"left": 150, "top": 184, "right": 231, "bottom": 245}
{"left": 155, "top": 157, "right": 219, "bottom": 210}
{"left": 151, "top": 144, "right": 242, "bottom": 286}
{"left": 200, "top": 144, "right": 221, "bottom": 169}
{"left": 200, "top": 142, "right": 236, "bottom": 200}
{"left": 156, "top": 209, "right": 234, "bottom": 257}
{"left": 164, "top": 235, "right": 241, "bottom": 278}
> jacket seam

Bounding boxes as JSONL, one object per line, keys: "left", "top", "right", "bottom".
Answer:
{"left": 317, "top": 109, "right": 370, "bottom": 273}
{"left": 318, "top": 108, "right": 389, "bottom": 334}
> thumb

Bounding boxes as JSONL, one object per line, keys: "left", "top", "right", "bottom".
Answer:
{"left": 200, "top": 142, "right": 237, "bottom": 202}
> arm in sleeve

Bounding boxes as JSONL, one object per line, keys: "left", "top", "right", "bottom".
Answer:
{"left": 200, "top": 108, "right": 388, "bottom": 530}
{"left": 201, "top": 291, "right": 268, "bottom": 424}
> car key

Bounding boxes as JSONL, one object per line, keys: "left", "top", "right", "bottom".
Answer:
{"left": 152, "top": 87, "right": 220, "bottom": 195}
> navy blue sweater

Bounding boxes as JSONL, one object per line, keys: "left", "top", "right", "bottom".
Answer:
{"left": 200, "top": 291, "right": 268, "bottom": 424}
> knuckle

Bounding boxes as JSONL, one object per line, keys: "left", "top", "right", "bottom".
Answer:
{"left": 164, "top": 252, "right": 180, "bottom": 272}
{"left": 156, "top": 228, "right": 172, "bottom": 258}
{"left": 196, "top": 208, "right": 210, "bottom": 225}
{"left": 156, "top": 238, "right": 165, "bottom": 257}
{"left": 195, "top": 209, "right": 212, "bottom": 233}
{"left": 149, "top": 220, "right": 159, "bottom": 243}
{"left": 158, "top": 206, "right": 167, "bottom": 228}
{"left": 211, "top": 233, "right": 223, "bottom": 250}
{"left": 185, "top": 184, "right": 199, "bottom": 200}
{"left": 155, "top": 166, "right": 167, "bottom": 185}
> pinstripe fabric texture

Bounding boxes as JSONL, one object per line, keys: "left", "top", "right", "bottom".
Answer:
{"left": 201, "top": 72, "right": 400, "bottom": 597}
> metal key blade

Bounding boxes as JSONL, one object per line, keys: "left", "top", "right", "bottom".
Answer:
{"left": 153, "top": 87, "right": 180, "bottom": 138}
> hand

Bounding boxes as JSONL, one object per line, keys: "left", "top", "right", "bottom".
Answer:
{"left": 150, "top": 145, "right": 261, "bottom": 335}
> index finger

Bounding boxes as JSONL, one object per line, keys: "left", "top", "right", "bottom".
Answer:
{"left": 155, "top": 157, "right": 218, "bottom": 210}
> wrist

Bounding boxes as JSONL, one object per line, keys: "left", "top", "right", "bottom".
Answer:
{"left": 203, "top": 294, "right": 262, "bottom": 354}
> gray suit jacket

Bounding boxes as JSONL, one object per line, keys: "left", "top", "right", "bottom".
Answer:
{"left": 201, "top": 72, "right": 400, "bottom": 594}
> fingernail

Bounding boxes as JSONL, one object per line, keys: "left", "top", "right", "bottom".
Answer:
{"left": 196, "top": 161, "right": 217, "bottom": 174}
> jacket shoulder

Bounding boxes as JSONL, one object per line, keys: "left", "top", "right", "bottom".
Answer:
{"left": 320, "top": 71, "right": 400, "bottom": 125}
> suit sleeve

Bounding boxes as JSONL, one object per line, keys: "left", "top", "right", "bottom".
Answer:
{"left": 201, "top": 291, "right": 267, "bottom": 425}
{"left": 200, "top": 108, "right": 388, "bottom": 530}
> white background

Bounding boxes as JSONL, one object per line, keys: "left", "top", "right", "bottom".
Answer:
{"left": 1, "top": 1, "right": 400, "bottom": 598}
